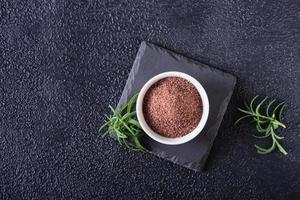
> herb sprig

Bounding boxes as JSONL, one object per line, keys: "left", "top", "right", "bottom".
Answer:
{"left": 235, "top": 96, "right": 287, "bottom": 155}
{"left": 99, "top": 94, "right": 145, "bottom": 151}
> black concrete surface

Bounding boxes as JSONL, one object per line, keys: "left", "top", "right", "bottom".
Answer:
{"left": 0, "top": 0, "right": 299, "bottom": 199}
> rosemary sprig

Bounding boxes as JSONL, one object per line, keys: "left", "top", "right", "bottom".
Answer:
{"left": 235, "top": 95, "right": 287, "bottom": 155}
{"left": 99, "top": 94, "right": 145, "bottom": 151}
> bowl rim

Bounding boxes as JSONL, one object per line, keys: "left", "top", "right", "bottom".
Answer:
{"left": 136, "top": 71, "right": 209, "bottom": 145}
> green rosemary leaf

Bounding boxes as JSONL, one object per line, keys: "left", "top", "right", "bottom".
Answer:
{"left": 244, "top": 102, "right": 251, "bottom": 111}
{"left": 266, "top": 99, "right": 276, "bottom": 117}
{"left": 101, "top": 130, "right": 110, "bottom": 138}
{"left": 128, "top": 119, "right": 142, "bottom": 128}
{"left": 121, "top": 111, "right": 136, "bottom": 121}
{"left": 250, "top": 95, "right": 259, "bottom": 113}
{"left": 273, "top": 102, "right": 285, "bottom": 118}
{"left": 121, "top": 121, "right": 136, "bottom": 136}
{"left": 255, "top": 96, "right": 268, "bottom": 116}
{"left": 119, "top": 101, "right": 127, "bottom": 113}
{"left": 255, "top": 122, "right": 269, "bottom": 133}
{"left": 278, "top": 103, "right": 286, "bottom": 122}
{"left": 123, "top": 138, "right": 132, "bottom": 149}
{"left": 99, "top": 120, "right": 109, "bottom": 132}
{"left": 113, "top": 118, "right": 120, "bottom": 130}
{"left": 131, "top": 124, "right": 143, "bottom": 133}
{"left": 108, "top": 105, "right": 116, "bottom": 114}
{"left": 237, "top": 108, "right": 253, "bottom": 115}
{"left": 133, "top": 136, "right": 144, "bottom": 151}
{"left": 274, "top": 134, "right": 284, "bottom": 140}
{"left": 234, "top": 115, "right": 252, "bottom": 124}
{"left": 253, "top": 117, "right": 268, "bottom": 124}
{"left": 256, "top": 148, "right": 273, "bottom": 154}
{"left": 253, "top": 133, "right": 271, "bottom": 139}
{"left": 115, "top": 129, "right": 127, "bottom": 139}
{"left": 275, "top": 140, "right": 288, "bottom": 155}
{"left": 255, "top": 140, "right": 276, "bottom": 154}
{"left": 126, "top": 93, "right": 138, "bottom": 113}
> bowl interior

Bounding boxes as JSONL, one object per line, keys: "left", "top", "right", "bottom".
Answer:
{"left": 136, "top": 71, "right": 209, "bottom": 145}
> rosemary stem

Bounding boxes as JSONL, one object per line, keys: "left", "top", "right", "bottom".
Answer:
{"left": 236, "top": 96, "right": 287, "bottom": 155}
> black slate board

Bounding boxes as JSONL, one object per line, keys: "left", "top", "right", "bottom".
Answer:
{"left": 118, "top": 42, "right": 236, "bottom": 171}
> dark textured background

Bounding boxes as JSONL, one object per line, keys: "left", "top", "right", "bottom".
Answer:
{"left": 0, "top": 0, "right": 299, "bottom": 199}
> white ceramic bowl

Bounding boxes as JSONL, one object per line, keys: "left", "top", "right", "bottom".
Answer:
{"left": 136, "top": 71, "right": 209, "bottom": 145}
